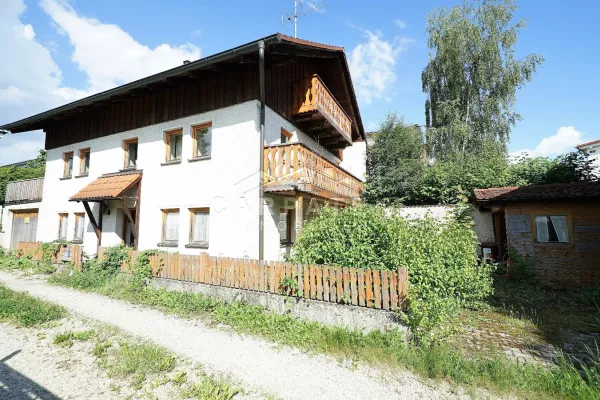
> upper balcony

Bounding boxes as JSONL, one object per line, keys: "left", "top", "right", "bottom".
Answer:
{"left": 292, "top": 74, "right": 353, "bottom": 150}
{"left": 5, "top": 178, "right": 44, "bottom": 205}
{"left": 264, "top": 143, "right": 363, "bottom": 203}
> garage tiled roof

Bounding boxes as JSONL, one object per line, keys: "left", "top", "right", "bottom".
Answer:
{"left": 69, "top": 173, "right": 141, "bottom": 201}
{"left": 474, "top": 182, "right": 600, "bottom": 203}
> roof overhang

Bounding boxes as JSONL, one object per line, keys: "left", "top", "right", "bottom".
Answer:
{"left": 1, "top": 33, "right": 365, "bottom": 142}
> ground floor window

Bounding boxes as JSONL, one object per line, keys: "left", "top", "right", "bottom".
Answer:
{"left": 74, "top": 213, "right": 85, "bottom": 242}
{"left": 161, "top": 209, "right": 180, "bottom": 245}
{"left": 535, "top": 215, "right": 569, "bottom": 243}
{"left": 279, "top": 209, "right": 292, "bottom": 244}
{"left": 58, "top": 213, "right": 68, "bottom": 240}
{"left": 189, "top": 208, "right": 209, "bottom": 247}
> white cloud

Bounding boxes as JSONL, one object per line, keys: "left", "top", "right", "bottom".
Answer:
{"left": 510, "top": 126, "right": 587, "bottom": 159}
{"left": 348, "top": 28, "right": 412, "bottom": 105}
{"left": 0, "top": 0, "right": 201, "bottom": 164}
{"left": 40, "top": 0, "right": 201, "bottom": 93}
{"left": 394, "top": 19, "right": 407, "bottom": 29}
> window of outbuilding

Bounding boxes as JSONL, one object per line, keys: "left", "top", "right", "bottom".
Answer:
{"left": 534, "top": 215, "right": 569, "bottom": 243}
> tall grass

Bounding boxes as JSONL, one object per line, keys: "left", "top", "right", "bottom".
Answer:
{"left": 48, "top": 268, "right": 600, "bottom": 400}
{"left": 0, "top": 283, "right": 65, "bottom": 326}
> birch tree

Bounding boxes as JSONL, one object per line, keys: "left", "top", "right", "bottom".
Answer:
{"left": 422, "top": 0, "right": 544, "bottom": 159}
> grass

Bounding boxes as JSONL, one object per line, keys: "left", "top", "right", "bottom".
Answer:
{"left": 0, "top": 249, "right": 57, "bottom": 275}
{"left": 53, "top": 330, "right": 96, "bottom": 347}
{"left": 46, "top": 267, "right": 600, "bottom": 400}
{"left": 180, "top": 374, "right": 240, "bottom": 400}
{"left": 98, "top": 340, "right": 176, "bottom": 389}
{"left": 0, "top": 283, "right": 65, "bottom": 327}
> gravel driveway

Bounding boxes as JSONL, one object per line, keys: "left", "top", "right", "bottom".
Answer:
{"left": 0, "top": 272, "right": 462, "bottom": 400}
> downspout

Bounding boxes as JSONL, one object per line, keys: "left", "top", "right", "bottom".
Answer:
{"left": 258, "top": 40, "right": 266, "bottom": 261}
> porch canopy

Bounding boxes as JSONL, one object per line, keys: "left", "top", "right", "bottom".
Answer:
{"left": 69, "top": 172, "right": 142, "bottom": 248}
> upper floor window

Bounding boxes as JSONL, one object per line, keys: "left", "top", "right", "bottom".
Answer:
{"left": 79, "top": 148, "right": 90, "bottom": 175}
{"left": 63, "top": 151, "right": 73, "bottom": 178}
{"left": 123, "top": 138, "right": 138, "bottom": 169}
{"left": 189, "top": 208, "right": 209, "bottom": 247}
{"left": 58, "top": 213, "right": 68, "bottom": 240}
{"left": 161, "top": 209, "right": 180, "bottom": 245}
{"left": 192, "top": 123, "right": 212, "bottom": 159}
{"left": 535, "top": 215, "right": 569, "bottom": 243}
{"left": 281, "top": 128, "right": 292, "bottom": 144}
{"left": 74, "top": 213, "right": 85, "bottom": 242}
{"left": 165, "top": 129, "right": 183, "bottom": 162}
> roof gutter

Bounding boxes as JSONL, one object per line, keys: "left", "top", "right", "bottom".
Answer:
{"left": 1, "top": 34, "right": 283, "bottom": 133}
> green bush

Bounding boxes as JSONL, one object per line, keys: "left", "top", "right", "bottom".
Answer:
{"left": 290, "top": 204, "right": 494, "bottom": 340}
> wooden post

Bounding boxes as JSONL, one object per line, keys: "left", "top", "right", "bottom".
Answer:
{"left": 134, "top": 179, "right": 142, "bottom": 250}
{"left": 121, "top": 197, "right": 138, "bottom": 244}
{"left": 82, "top": 201, "right": 102, "bottom": 249}
{"left": 295, "top": 194, "right": 304, "bottom": 239}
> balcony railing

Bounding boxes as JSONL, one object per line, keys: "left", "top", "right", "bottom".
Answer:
{"left": 292, "top": 74, "right": 352, "bottom": 145}
{"left": 264, "top": 143, "right": 363, "bottom": 202}
{"left": 5, "top": 178, "right": 44, "bottom": 204}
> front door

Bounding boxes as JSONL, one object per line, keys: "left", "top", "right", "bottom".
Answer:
{"left": 10, "top": 210, "right": 39, "bottom": 249}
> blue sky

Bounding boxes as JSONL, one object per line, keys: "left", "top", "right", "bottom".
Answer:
{"left": 1, "top": 0, "right": 599, "bottom": 163}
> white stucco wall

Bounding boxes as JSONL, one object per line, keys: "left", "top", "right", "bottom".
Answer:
{"left": 1, "top": 202, "right": 43, "bottom": 248}
{"left": 39, "top": 100, "right": 263, "bottom": 258}
{"left": 340, "top": 140, "right": 366, "bottom": 181}
{"left": 579, "top": 142, "right": 600, "bottom": 172}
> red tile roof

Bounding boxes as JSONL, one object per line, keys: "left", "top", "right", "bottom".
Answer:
{"left": 70, "top": 173, "right": 141, "bottom": 201}
{"left": 474, "top": 182, "right": 600, "bottom": 203}
{"left": 576, "top": 139, "right": 600, "bottom": 149}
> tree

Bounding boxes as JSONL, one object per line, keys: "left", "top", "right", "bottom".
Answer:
{"left": 364, "top": 114, "right": 425, "bottom": 205}
{"left": 422, "top": 0, "right": 544, "bottom": 159}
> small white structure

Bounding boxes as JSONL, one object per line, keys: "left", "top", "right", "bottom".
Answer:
{"left": 576, "top": 139, "right": 600, "bottom": 172}
{"left": 1, "top": 178, "right": 44, "bottom": 249}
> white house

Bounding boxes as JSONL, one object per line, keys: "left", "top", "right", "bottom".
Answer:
{"left": 576, "top": 139, "right": 600, "bottom": 172}
{"left": 0, "top": 34, "right": 366, "bottom": 262}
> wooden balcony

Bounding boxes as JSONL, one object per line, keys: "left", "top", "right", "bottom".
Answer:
{"left": 264, "top": 143, "right": 363, "bottom": 202}
{"left": 292, "top": 74, "right": 353, "bottom": 150}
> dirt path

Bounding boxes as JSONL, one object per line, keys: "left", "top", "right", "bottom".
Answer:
{"left": 0, "top": 272, "right": 460, "bottom": 400}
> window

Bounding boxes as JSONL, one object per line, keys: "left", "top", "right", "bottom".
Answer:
{"left": 79, "top": 148, "right": 90, "bottom": 175}
{"left": 189, "top": 208, "right": 209, "bottom": 247}
{"left": 535, "top": 215, "right": 569, "bottom": 243}
{"left": 279, "top": 208, "right": 292, "bottom": 244}
{"left": 161, "top": 209, "right": 180, "bottom": 245}
{"left": 74, "top": 213, "right": 85, "bottom": 242}
{"left": 281, "top": 128, "right": 292, "bottom": 144}
{"left": 192, "top": 123, "right": 212, "bottom": 159}
{"left": 58, "top": 213, "right": 68, "bottom": 240}
{"left": 63, "top": 151, "right": 73, "bottom": 178}
{"left": 123, "top": 138, "right": 138, "bottom": 169}
{"left": 165, "top": 129, "right": 183, "bottom": 162}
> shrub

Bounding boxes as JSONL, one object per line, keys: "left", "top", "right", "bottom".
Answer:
{"left": 290, "top": 204, "right": 494, "bottom": 340}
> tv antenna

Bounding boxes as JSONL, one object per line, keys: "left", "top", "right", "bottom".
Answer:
{"left": 281, "top": 1, "right": 326, "bottom": 38}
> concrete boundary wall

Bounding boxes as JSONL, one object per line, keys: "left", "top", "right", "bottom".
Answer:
{"left": 152, "top": 277, "right": 407, "bottom": 335}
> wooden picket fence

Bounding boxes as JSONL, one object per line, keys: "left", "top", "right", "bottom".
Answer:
{"left": 97, "top": 247, "right": 408, "bottom": 310}
{"left": 16, "top": 242, "right": 84, "bottom": 269}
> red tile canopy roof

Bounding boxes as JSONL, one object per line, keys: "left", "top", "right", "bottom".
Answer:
{"left": 576, "top": 139, "right": 600, "bottom": 149}
{"left": 70, "top": 173, "right": 141, "bottom": 202}
{"left": 474, "top": 182, "right": 600, "bottom": 203}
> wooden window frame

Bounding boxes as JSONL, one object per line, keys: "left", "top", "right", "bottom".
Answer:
{"left": 280, "top": 128, "right": 293, "bottom": 144}
{"left": 279, "top": 208, "right": 293, "bottom": 245}
{"left": 123, "top": 138, "right": 138, "bottom": 169}
{"left": 530, "top": 211, "right": 574, "bottom": 247}
{"left": 58, "top": 213, "right": 68, "bottom": 241}
{"left": 160, "top": 208, "right": 180, "bottom": 246}
{"left": 164, "top": 128, "right": 183, "bottom": 163}
{"left": 73, "top": 213, "right": 85, "bottom": 243}
{"left": 62, "top": 151, "right": 74, "bottom": 178}
{"left": 78, "top": 148, "right": 90, "bottom": 176}
{"left": 188, "top": 207, "right": 210, "bottom": 248}
{"left": 191, "top": 122, "right": 212, "bottom": 160}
